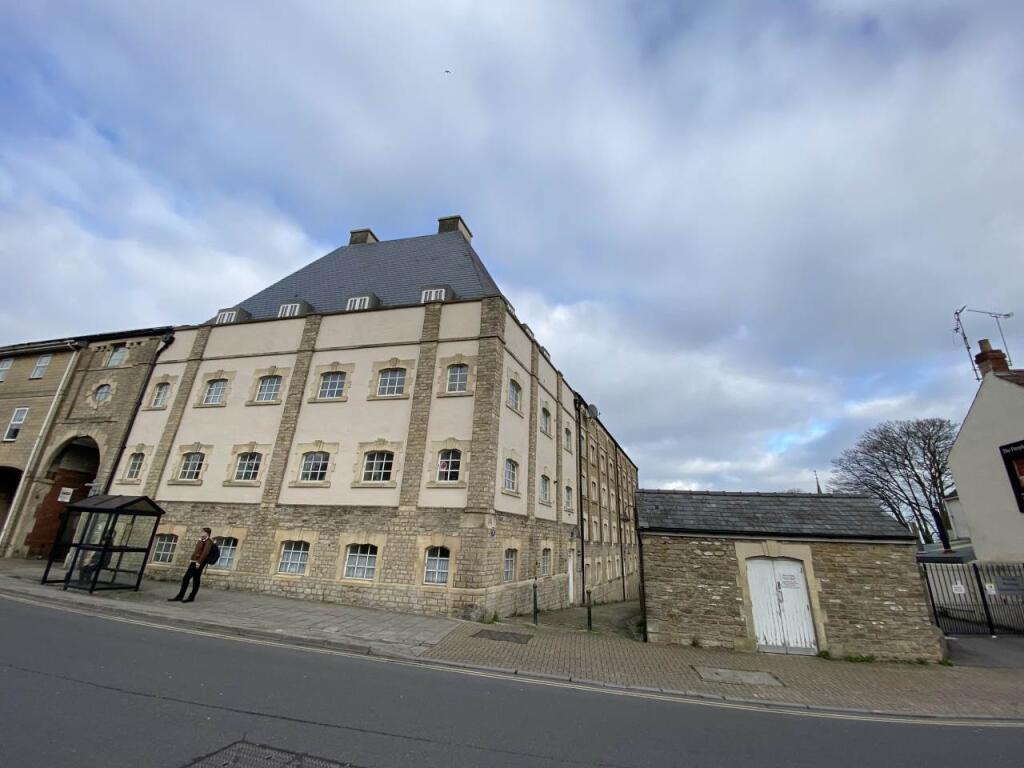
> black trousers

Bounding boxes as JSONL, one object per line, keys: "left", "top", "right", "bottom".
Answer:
{"left": 174, "top": 562, "right": 204, "bottom": 600}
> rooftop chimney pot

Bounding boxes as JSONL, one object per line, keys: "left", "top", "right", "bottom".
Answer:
{"left": 349, "top": 228, "right": 379, "bottom": 245}
{"left": 975, "top": 338, "right": 1010, "bottom": 376}
{"left": 438, "top": 215, "right": 472, "bottom": 241}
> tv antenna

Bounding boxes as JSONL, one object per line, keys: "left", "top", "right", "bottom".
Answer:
{"left": 953, "top": 306, "right": 979, "bottom": 381}
{"left": 966, "top": 308, "right": 1014, "bottom": 366}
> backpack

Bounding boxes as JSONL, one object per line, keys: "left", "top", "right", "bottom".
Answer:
{"left": 204, "top": 541, "right": 221, "bottom": 566}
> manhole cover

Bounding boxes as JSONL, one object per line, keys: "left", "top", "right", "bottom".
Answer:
{"left": 186, "top": 741, "right": 365, "bottom": 767}
{"left": 693, "top": 666, "right": 782, "bottom": 686}
{"left": 472, "top": 629, "right": 533, "bottom": 644}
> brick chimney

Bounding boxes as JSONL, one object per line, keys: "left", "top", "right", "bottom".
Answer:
{"left": 437, "top": 215, "right": 472, "bottom": 241}
{"left": 975, "top": 339, "right": 1010, "bottom": 376}
{"left": 349, "top": 228, "right": 379, "bottom": 245}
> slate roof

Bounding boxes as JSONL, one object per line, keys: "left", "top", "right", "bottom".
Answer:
{"left": 636, "top": 490, "right": 914, "bottom": 541}
{"left": 996, "top": 371, "right": 1024, "bottom": 389}
{"left": 230, "top": 232, "right": 502, "bottom": 320}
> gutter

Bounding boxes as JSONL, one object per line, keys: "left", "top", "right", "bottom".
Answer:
{"left": 636, "top": 526, "right": 916, "bottom": 543}
{"left": 0, "top": 341, "right": 81, "bottom": 556}
{"left": 103, "top": 332, "right": 176, "bottom": 494}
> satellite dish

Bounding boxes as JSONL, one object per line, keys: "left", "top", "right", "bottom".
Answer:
{"left": 587, "top": 404, "right": 600, "bottom": 419}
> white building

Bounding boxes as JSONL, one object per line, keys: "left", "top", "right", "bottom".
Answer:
{"left": 948, "top": 340, "right": 1024, "bottom": 562}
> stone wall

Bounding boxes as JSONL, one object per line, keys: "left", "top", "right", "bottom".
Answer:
{"left": 642, "top": 534, "right": 942, "bottom": 662}
{"left": 148, "top": 501, "right": 575, "bottom": 619}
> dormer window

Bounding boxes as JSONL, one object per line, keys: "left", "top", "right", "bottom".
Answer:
{"left": 346, "top": 296, "right": 370, "bottom": 311}
{"left": 216, "top": 310, "right": 237, "bottom": 325}
{"left": 421, "top": 288, "right": 446, "bottom": 303}
{"left": 278, "top": 303, "right": 301, "bottom": 318}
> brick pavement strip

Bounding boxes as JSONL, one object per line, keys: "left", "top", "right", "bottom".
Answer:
{"left": 421, "top": 622, "right": 1024, "bottom": 718}
{"left": 2, "top": 562, "right": 1022, "bottom": 718}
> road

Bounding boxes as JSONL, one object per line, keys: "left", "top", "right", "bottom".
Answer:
{"left": 0, "top": 597, "right": 1020, "bottom": 767}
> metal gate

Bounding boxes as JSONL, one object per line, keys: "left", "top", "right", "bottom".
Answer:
{"left": 922, "top": 562, "right": 1024, "bottom": 635}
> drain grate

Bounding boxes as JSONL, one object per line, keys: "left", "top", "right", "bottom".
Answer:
{"left": 693, "top": 666, "right": 782, "bottom": 686}
{"left": 472, "top": 629, "right": 534, "bottom": 644}
{"left": 186, "top": 740, "right": 365, "bottom": 767}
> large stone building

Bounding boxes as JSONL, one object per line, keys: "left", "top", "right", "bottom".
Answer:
{"left": 1, "top": 216, "right": 638, "bottom": 619}
{"left": 636, "top": 490, "right": 942, "bottom": 662}
{"left": 0, "top": 327, "right": 172, "bottom": 559}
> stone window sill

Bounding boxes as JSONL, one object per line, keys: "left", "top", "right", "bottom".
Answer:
{"left": 206, "top": 566, "right": 235, "bottom": 574}
{"left": 351, "top": 481, "right": 398, "bottom": 489}
{"left": 223, "top": 479, "right": 261, "bottom": 487}
{"left": 505, "top": 403, "right": 524, "bottom": 418}
{"left": 539, "top": 499, "right": 553, "bottom": 507}
{"left": 167, "top": 478, "right": 203, "bottom": 486}
{"left": 141, "top": 405, "right": 169, "bottom": 412}
{"left": 339, "top": 577, "right": 376, "bottom": 587}
{"left": 307, "top": 395, "right": 349, "bottom": 404}
{"left": 147, "top": 562, "right": 173, "bottom": 569}
{"left": 367, "top": 393, "right": 410, "bottom": 401}
{"left": 272, "top": 572, "right": 307, "bottom": 580}
{"left": 501, "top": 488, "right": 521, "bottom": 498}
{"left": 119, "top": 478, "right": 142, "bottom": 486}
{"left": 194, "top": 402, "right": 226, "bottom": 409}
{"left": 289, "top": 480, "right": 332, "bottom": 488}
{"left": 437, "top": 390, "right": 472, "bottom": 398}
{"left": 245, "top": 399, "right": 282, "bottom": 407}
{"left": 421, "top": 582, "right": 450, "bottom": 591}
{"left": 426, "top": 480, "right": 467, "bottom": 489}
{"left": 540, "top": 429, "right": 552, "bottom": 438}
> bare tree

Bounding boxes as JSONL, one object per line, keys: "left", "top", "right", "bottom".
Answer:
{"left": 829, "top": 418, "right": 957, "bottom": 550}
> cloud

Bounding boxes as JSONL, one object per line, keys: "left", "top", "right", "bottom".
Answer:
{"left": 1, "top": 1, "right": 1020, "bottom": 491}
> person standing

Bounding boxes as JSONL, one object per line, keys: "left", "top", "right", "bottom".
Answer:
{"left": 168, "top": 527, "right": 214, "bottom": 603}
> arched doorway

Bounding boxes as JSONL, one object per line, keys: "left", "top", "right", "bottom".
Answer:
{"left": 0, "top": 466, "right": 24, "bottom": 532}
{"left": 24, "top": 437, "right": 101, "bottom": 559}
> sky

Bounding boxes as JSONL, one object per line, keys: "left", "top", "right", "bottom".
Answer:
{"left": 1, "top": 1, "right": 1021, "bottom": 492}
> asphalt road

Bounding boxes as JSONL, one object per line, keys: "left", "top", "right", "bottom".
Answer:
{"left": 1, "top": 597, "right": 1021, "bottom": 768}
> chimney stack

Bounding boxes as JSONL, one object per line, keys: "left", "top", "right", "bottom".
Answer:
{"left": 975, "top": 338, "right": 1010, "bottom": 376}
{"left": 437, "top": 215, "right": 472, "bottom": 241}
{"left": 349, "top": 228, "right": 379, "bottom": 245}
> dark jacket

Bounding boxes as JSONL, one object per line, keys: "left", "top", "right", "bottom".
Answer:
{"left": 190, "top": 537, "right": 213, "bottom": 565}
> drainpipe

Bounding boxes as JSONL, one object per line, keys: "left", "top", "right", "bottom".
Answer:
{"left": 573, "top": 395, "right": 587, "bottom": 606}
{"left": 103, "top": 332, "right": 175, "bottom": 494}
{"left": 636, "top": 503, "right": 649, "bottom": 643}
{"left": 0, "top": 341, "right": 81, "bottom": 557}
{"left": 615, "top": 450, "right": 627, "bottom": 601}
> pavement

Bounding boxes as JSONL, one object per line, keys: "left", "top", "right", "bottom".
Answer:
{"left": 945, "top": 635, "right": 1024, "bottom": 668}
{"left": 3, "top": 559, "right": 1024, "bottom": 720}
{"left": 0, "top": 560, "right": 457, "bottom": 658}
{"left": 4, "top": 597, "right": 1023, "bottom": 768}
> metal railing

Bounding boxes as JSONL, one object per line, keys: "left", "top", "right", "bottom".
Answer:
{"left": 922, "top": 562, "right": 1024, "bottom": 635}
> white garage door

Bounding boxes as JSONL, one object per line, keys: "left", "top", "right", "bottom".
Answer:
{"left": 746, "top": 558, "right": 818, "bottom": 655}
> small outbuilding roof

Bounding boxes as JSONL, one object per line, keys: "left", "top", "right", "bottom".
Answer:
{"left": 636, "top": 490, "right": 914, "bottom": 541}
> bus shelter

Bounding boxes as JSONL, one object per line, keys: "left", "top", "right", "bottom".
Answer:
{"left": 41, "top": 494, "right": 165, "bottom": 594}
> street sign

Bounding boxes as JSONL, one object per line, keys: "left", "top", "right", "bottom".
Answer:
{"left": 57, "top": 487, "right": 73, "bottom": 503}
{"left": 996, "top": 574, "right": 1024, "bottom": 595}
{"left": 951, "top": 582, "right": 967, "bottom": 596}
